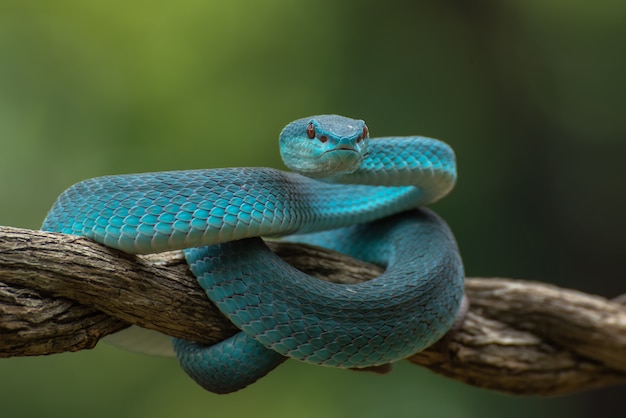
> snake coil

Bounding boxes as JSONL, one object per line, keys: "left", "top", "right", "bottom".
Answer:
{"left": 43, "top": 115, "right": 464, "bottom": 393}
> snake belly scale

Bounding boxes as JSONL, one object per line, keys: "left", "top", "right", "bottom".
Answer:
{"left": 42, "top": 115, "right": 465, "bottom": 394}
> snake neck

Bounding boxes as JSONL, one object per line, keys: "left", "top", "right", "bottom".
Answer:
{"left": 322, "top": 137, "right": 457, "bottom": 204}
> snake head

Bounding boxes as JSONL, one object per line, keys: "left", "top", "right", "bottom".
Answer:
{"left": 279, "top": 115, "right": 369, "bottom": 178}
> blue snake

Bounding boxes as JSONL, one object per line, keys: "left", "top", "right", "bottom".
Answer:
{"left": 42, "top": 115, "right": 465, "bottom": 394}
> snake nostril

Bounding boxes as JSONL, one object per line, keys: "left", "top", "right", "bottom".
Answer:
{"left": 319, "top": 135, "right": 328, "bottom": 143}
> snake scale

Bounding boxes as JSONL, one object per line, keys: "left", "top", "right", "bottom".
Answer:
{"left": 42, "top": 115, "right": 465, "bottom": 394}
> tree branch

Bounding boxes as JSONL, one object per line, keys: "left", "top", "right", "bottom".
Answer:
{"left": 1, "top": 225, "right": 625, "bottom": 396}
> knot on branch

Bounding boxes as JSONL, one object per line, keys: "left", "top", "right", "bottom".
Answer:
{"left": 0, "top": 225, "right": 625, "bottom": 396}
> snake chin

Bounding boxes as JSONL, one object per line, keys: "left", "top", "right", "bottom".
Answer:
{"left": 315, "top": 148, "right": 362, "bottom": 175}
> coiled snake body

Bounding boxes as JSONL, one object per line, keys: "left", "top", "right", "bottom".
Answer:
{"left": 43, "top": 115, "right": 465, "bottom": 394}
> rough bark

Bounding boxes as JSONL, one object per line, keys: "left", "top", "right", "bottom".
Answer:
{"left": 1, "top": 225, "right": 625, "bottom": 396}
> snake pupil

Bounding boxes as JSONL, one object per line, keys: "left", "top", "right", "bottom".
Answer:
{"left": 306, "top": 123, "right": 316, "bottom": 139}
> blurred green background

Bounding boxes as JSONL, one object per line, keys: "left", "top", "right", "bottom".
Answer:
{"left": 1, "top": 0, "right": 624, "bottom": 417}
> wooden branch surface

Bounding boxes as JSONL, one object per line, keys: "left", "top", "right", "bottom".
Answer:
{"left": 1, "top": 225, "right": 625, "bottom": 396}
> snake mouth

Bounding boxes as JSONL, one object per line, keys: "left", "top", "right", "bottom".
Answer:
{"left": 322, "top": 146, "right": 358, "bottom": 156}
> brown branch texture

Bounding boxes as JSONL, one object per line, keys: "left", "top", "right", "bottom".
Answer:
{"left": 1, "top": 225, "right": 625, "bottom": 396}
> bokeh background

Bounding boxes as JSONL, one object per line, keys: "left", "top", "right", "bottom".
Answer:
{"left": 1, "top": 1, "right": 624, "bottom": 417}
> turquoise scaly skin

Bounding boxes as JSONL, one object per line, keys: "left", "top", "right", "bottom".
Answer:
{"left": 42, "top": 115, "right": 464, "bottom": 394}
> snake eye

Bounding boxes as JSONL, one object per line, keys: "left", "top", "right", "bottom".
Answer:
{"left": 306, "top": 122, "right": 316, "bottom": 139}
{"left": 356, "top": 125, "right": 368, "bottom": 143}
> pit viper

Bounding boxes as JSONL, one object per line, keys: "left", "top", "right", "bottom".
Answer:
{"left": 42, "top": 115, "right": 465, "bottom": 394}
